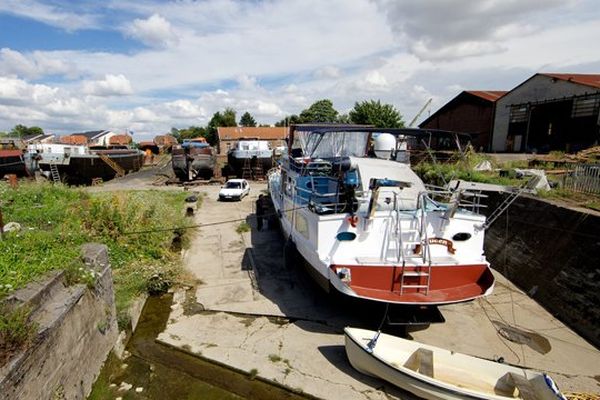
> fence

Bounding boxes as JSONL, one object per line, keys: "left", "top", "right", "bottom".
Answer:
{"left": 564, "top": 163, "right": 600, "bottom": 194}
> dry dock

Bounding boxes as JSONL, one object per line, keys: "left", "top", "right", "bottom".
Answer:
{"left": 159, "top": 182, "right": 600, "bottom": 399}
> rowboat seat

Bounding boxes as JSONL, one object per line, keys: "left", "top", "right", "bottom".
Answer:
{"left": 496, "top": 373, "right": 539, "bottom": 400}
{"left": 403, "top": 348, "right": 434, "bottom": 378}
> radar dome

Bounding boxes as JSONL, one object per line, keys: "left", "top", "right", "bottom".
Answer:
{"left": 373, "top": 133, "right": 396, "bottom": 159}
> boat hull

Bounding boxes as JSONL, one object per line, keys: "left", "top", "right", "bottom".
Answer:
{"left": 344, "top": 327, "right": 564, "bottom": 400}
{"left": 39, "top": 151, "right": 144, "bottom": 183}
{"left": 227, "top": 153, "right": 272, "bottom": 177}
{"left": 172, "top": 147, "right": 216, "bottom": 180}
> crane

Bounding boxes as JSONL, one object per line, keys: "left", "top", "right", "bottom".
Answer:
{"left": 408, "top": 98, "right": 432, "bottom": 127}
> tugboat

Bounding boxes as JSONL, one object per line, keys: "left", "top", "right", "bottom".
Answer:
{"left": 172, "top": 137, "right": 216, "bottom": 181}
{"left": 268, "top": 125, "right": 495, "bottom": 305}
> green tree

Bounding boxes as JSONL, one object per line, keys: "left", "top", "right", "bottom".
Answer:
{"left": 180, "top": 126, "right": 208, "bottom": 141}
{"left": 239, "top": 112, "right": 257, "bottom": 127}
{"left": 275, "top": 114, "right": 301, "bottom": 127}
{"left": 206, "top": 108, "right": 237, "bottom": 145}
{"left": 349, "top": 100, "right": 404, "bottom": 128}
{"left": 337, "top": 113, "right": 351, "bottom": 124}
{"left": 9, "top": 124, "right": 45, "bottom": 137}
{"left": 299, "top": 99, "right": 338, "bottom": 123}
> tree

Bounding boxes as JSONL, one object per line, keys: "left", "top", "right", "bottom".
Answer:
{"left": 9, "top": 124, "right": 45, "bottom": 137}
{"left": 349, "top": 100, "right": 404, "bottom": 128}
{"left": 239, "top": 112, "right": 257, "bottom": 127}
{"left": 275, "top": 114, "right": 301, "bottom": 127}
{"left": 299, "top": 99, "right": 338, "bottom": 123}
{"left": 337, "top": 113, "right": 351, "bottom": 124}
{"left": 206, "top": 108, "right": 237, "bottom": 145}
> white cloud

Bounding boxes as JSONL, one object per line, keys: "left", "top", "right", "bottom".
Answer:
{"left": 375, "top": 0, "right": 572, "bottom": 61}
{"left": 125, "top": 14, "right": 179, "bottom": 48}
{"left": 82, "top": 74, "right": 133, "bottom": 97}
{"left": 0, "top": 0, "right": 98, "bottom": 31}
{"left": 314, "top": 66, "right": 341, "bottom": 79}
{"left": 0, "top": 48, "right": 77, "bottom": 79}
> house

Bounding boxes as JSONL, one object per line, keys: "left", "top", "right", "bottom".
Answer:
{"left": 419, "top": 91, "right": 507, "bottom": 151}
{"left": 491, "top": 73, "right": 600, "bottom": 152}
{"left": 60, "top": 130, "right": 117, "bottom": 147}
{"left": 216, "top": 126, "right": 288, "bottom": 156}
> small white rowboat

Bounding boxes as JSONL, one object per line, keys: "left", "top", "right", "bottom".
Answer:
{"left": 344, "top": 327, "right": 566, "bottom": 400}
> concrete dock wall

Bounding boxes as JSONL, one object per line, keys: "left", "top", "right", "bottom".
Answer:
{"left": 0, "top": 243, "right": 118, "bottom": 400}
{"left": 484, "top": 194, "right": 600, "bottom": 348}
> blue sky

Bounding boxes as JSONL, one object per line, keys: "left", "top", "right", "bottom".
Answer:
{"left": 0, "top": 0, "right": 599, "bottom": 139}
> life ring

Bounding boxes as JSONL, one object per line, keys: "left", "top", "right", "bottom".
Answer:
{"left": 347, "top": 215, "right": 358, "bottom": 228}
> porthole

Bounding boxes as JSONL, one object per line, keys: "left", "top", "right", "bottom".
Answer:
{"left": 452, "top": 232, "right": 471, "bottom": 241}
{"left": 336, "top": 232, "right": 357, "bottom": 241}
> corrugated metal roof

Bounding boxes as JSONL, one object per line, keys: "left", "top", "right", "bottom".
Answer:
{"left": 217, "top": 126, "right": 288, "bottom": 140}
{"left": 542, "top": 73, "right": 600, "bottom": 89}
{"left": 465, "top": 90, "right": 508, "bottom": 101}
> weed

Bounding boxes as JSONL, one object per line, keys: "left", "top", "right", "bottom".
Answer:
{"left": 248, "top": 368, "right": 259, "bottom": 380}
{"left": 236, "top": 222, "right": 251, "bottom": 234}
{"left": 0, "top": 305, "right": 38, "bottom": 365}
{"left": 268, "top": 354, "right": 282, "bottom": 363}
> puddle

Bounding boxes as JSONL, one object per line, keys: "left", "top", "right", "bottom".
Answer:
{"left": 492, "top": 320, "right": 552, "bottom": 354}
{"left": 89, "top": 294, "right": 312, "bottom": 399}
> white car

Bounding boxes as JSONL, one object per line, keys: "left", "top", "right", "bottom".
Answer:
{"left": 219, "top": 179, "right": 250, "bottom": 201}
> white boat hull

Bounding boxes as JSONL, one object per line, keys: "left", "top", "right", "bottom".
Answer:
{"left": 344, "top": 327, "right": 565, "bottom": 400}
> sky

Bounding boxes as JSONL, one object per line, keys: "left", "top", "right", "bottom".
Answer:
{"left": 0, "top": 0, "right": 599, "bottom": 140}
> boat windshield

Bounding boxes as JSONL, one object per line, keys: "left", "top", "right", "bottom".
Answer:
{"left": 302, "top": 131, "right": 369, "bottom": 158}
{"left": 226, "top": 182, "right": 241, "bottom": 189}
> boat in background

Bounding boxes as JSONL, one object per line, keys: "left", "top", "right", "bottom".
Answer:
{"left": 344, "top": 327, "right": 566, "bottom": 400}
{"left": 267, "top": 125, "right": 495, "bottom": 305}
{"left": 172, "top": 137, "right": 216, "bottom": 181}
{"left": 0, "top": 138, "right": 37, "bottom": 178}
{"left": 28, "top": 142, "right": 144, "bottom": 183}
{"left": 227, "top": 139, "right": 273, "bottom": 178}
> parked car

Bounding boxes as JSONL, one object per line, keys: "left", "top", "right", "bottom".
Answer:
{"left": 218, "top": 179, "right": 250, "bottom": 201}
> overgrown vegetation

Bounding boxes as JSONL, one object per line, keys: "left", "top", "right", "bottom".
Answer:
{"left": 0, "top": 305, "right": 38, "bottom": 364}
{"left": 0, "top": 182, "right": 193, "bottom": 330}
{"left": 413, "top": 150, "right": 522, "bottom": 187}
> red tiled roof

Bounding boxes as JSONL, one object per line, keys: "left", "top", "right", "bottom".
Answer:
{"left": 541, "top": 73, "right": 600, "bottom": 89}
{"left": 217, "top": 126, "right": 288, "bottom": 141}
{"left": 465, "top": 90, "right": 508, "bottom": 102}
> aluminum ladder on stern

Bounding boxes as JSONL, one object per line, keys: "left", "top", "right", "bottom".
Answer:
{"left": 49, "top": 162, "right": 61, "bottom": 183}
{"left": 392, "top": 195, "right": 432, "bottom": 295}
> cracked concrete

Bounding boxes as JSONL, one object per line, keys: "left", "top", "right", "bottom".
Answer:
{"left": 159, "top": 183, "right": 600, "bottom": 399}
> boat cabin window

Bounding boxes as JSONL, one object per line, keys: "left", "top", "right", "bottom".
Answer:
{"left": 226, "top": 181, "right": 241, "bottom": 189}
{"left": 305, "top": 131, "right": 368, "bottom": 158}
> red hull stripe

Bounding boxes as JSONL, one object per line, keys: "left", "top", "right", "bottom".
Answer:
{"left": 330, "top": 264, "right": 494, "bottom": 304}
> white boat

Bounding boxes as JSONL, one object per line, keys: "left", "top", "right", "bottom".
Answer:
{"left": 227, "top": 139, "right": 273, "bottom": 176}
{"left": 344, "top": 327, "right": 566, "bottom": 400}
{"left": 267, "top": 125, "right": 495, "bottom": 305}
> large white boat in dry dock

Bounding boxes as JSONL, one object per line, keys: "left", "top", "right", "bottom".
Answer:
{"left": 267, "top": 125, "right": 495, "bottom": 305}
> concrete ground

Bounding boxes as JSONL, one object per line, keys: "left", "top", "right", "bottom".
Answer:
{"left": 159, "top": 182, "right": 600, "bottom": 399}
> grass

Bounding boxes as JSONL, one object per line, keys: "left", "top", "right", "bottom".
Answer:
{"left": 0, "top": 182, "right": 192, "bottom": 331}
{"left": 236, "top": 221, "right": 251, "bottom": 234}
{"left": 268, "top": 354, "right": 282, "bottom": 363}
{"left": 0, "top": 305, "right": 38, "bottom": 365}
